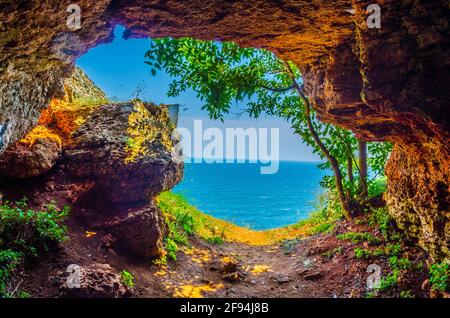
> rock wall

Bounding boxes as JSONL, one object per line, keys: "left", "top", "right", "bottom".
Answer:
{"left": 0, "top": 0, "right": 448, "bottom": 258}
{"left": 0, "top": 69, "right": 183, "bottom": 258}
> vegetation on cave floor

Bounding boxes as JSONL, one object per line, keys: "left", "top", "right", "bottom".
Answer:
{"left": 154, "top": 191, "right": 448, "bottom": 298}
{"left": 0, "top": 199, "right": 69, "bottom": 298}
{"left": 0, "top": 193, "right": 447, "bottom": 298}
{"left": 156, "top": 191, "right": 338, "bottom": 250}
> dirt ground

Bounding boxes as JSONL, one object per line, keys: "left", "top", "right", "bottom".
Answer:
{"left": 19, "top": 214, "right": 429, "bottom": 298}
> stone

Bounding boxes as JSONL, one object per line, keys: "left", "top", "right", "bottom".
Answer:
{"left": 64, "top": 102, "right": 183, "bottom": 204}
{"left": 0, "top": 136, "right": 61, "bottom": 178}
{"left": 303, "top": 272, "right": 323, "bottom": 281}
{"left": 104, "top": 203, "right": 166, "bottom": 258}
{"left": 60, "top": 263, "right": 131, "bottom": 298}
{"left": 421, "top": 279, "right": 430, "bottom": 291}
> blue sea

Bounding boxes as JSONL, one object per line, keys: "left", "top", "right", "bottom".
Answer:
{"left": 173, "top": 161, "right": 328, "bottom": 230}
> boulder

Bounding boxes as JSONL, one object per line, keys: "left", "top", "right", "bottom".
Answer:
{"left": 0, "top": 135, "right": 61, "bottom": 178}
{"left": 64, "top": 101, "right": 183, "bottom": 204}
{"left": 104, "top": 202, "right": 166, "bottom": 258}
{"left": 60, "top": 263, "right": 131, "bottom": 298}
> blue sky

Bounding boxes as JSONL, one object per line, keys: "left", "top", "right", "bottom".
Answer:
{"left": 76, "top": 25, "right": 320, "bottom": 162}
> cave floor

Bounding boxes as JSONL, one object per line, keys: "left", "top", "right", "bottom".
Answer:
{"left": 19, "top": 215, "right": 428, "bottom": 298}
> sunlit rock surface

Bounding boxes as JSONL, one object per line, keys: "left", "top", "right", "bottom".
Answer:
{"left": 0, "top": 68, "right": 183, "bottom": 258}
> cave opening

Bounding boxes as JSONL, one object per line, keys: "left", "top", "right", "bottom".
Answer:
{"left": 72, "top": 24, "right": 330, "bottom": 231}
{"left": 0, "top": 1, "right": 448, "bottom": 300}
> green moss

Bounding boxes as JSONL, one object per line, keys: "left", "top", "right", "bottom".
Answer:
{"left": 120, "top": 270, "right": 134, "bottom": 289}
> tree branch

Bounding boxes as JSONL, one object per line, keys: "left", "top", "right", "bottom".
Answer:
{"left": 261, "top": 84, "right": 294, "bottom": 92}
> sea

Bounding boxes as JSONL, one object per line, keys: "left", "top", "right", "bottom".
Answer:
{"left": 173, "top": 161, "right": 328, "bottom": 230}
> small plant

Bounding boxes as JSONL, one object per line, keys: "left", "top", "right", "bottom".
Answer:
{"left": 282, "top": 239, "right": 301, "bottom": 255}
{"left": 399, "top": 290, "right": 415, "bottom": 298}
{"left": 388, "top": 256, "right": 412, "bottom": 270}
{"left": 377, "top": 269, "right": 400, "bottom": 291}
{"left": 385, "top": 243, "right": 402, "bottom": 257}
{"left": 120, "top": 270, "right": 134, "bottom": 288}
{"left": 152, "top": 254, "right": 168, "bottom": 266}
{"left": 0, "top": 199, "right": 70, "bottom": 257}
{"left": 428, "top": 262, "right": 449, "bottom": 292}
{"left": 206, "top": 236, "right": 224, "bottom": 245}
{"left": 364, "top": 291, "right": 376, "bottom": 298}
{"left": 368, "top": 207, "right": 395, "bottom": 239}
{"left": 337, "top": 232, "right": 380, "bottom": 244}
{"left": 321, "top": 246, "right": 343, "bottom": 259}
{"left": 0, "top": 249, "right": 22, "bottom": 296}
{"left": 165, "top": 237, "right": 179, "bottom": 262}
{"left": 354, "top": 247, "right": 386, "bottom": 259}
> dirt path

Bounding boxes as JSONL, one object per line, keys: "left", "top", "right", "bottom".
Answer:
{"left": 130, "top": 234, "right": 372, "bottom": 298}
{"left": 21, "top": 217, "right": 427, "bottom": 298}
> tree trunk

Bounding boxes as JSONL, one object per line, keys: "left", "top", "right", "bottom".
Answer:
{"left": 284, "top": 62, "right": 352, "bottom": 219}
{"left": 358, "top": 140, "right": 368, "bottom": 197}
{"left": 347, "top": 156, "right": 354, "bottom": 184}
{"left": 292, "top": 92, "right": 351, "bottom": 218}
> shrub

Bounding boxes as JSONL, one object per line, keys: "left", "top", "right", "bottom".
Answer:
{"left": 337, "top": 232, "right": 380, "bottom": 244}
{"left": 120, "top": 270, "right": 134, "bottom": 288}
{"left": 165, "top": 237, "right": 179, "bottom": 262}
{"left": 0, "top": 199, "right": 69, "bottom": 297}
{"left": 0, "top": 199, "right": 70, "bottom": 257}
{"left": 0, "top": 250, "right": 22, "bottom": 296}
{"left": 206, "top": 236, "right": 224, "bottom": 245}
{"left": 429, "top": 262, "right": 449, "bottom": 292}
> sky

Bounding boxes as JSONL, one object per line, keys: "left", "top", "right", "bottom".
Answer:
{"left": 76, "top": 25, "right": 320, "bottom": 162}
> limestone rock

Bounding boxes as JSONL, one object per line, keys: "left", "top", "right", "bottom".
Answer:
{"left": 0, "top": 136, "right": 61, "bottom": 178}
{"left": 64, "top": 101, "right": 183, "bottom": 204}
{"left": 60, "top": 263, "right": 131, "bottom": 298}
{"left": 386, "top": 144, "right": 450, "bottom": 260}
{"left": 104, "top": 203, "right": 166, "bottom": 258}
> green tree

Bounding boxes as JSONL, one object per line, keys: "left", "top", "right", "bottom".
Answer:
{"left": 145, "top": 38, "right": 392, "bottom": 218}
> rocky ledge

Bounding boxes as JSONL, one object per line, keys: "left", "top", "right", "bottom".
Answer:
{"left": 0, "top": 70, "right": 183, "bottom": 258}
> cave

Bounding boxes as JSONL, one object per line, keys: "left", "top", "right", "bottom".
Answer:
{"left": 0, "top": 0, "right": 449, "bottom": 299}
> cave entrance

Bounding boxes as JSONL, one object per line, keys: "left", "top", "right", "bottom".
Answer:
{"left": 72, "top": 25, "right": 328, "bottom": 231}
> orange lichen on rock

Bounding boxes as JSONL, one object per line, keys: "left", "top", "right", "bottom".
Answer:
{"left": 32, "top": 67, "right": 109, "bottom": 146}
{"left": 19, "top": 125, "right": 62, "bottom": 149}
